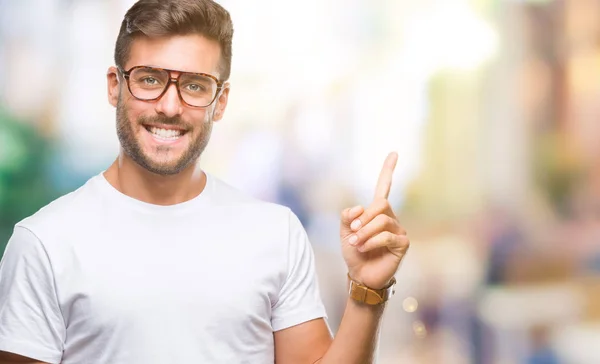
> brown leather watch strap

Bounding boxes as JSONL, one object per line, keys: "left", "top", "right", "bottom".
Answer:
{"left": 347, "top": 274, "right": 396, "bottom": 305}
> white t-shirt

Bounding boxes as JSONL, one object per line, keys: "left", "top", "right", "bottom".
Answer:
{"left": 0, "top": 172, "right": 327, "bottom": 364}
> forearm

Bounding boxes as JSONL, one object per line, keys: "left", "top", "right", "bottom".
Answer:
{"left": 319, "top": 298, "right": 385, "bottom": 364}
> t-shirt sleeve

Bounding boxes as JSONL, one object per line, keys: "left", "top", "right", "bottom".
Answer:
{"left": 271, "top": 211, "right": 328, "bottom": 332}
{"left": 0, "top": 226, "right": 65, "bottom": 363}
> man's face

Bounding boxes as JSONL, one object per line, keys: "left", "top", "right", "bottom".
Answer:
{"left": 107, "top": 34, "right": 229, "bottom": 175}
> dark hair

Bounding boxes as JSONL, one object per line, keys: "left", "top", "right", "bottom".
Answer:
{"left": 114, "top": 0, "right": 234, "bottom": 81}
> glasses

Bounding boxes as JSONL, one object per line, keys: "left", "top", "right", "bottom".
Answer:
{"left": 118, "top": 66, "right": 223, "bottom": 108}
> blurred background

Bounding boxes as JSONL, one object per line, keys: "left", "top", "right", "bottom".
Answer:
{"left": 1, "top": 0, "right": 599, "bottom": 362}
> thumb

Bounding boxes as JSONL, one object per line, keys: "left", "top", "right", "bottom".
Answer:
{"left": 340, "top": 205, "right": 364, "bottom": 236}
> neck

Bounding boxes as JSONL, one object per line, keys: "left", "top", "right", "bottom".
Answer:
{"left": 103, "top": 152, "right": 207, "bottom": 206}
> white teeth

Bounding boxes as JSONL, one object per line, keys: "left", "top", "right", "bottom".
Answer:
{"left": 149, "top": 127, "right": 182, "bottom": 139}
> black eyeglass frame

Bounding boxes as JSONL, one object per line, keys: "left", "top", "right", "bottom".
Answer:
{"left": 118, "top": 66, "right": 224, "bottom": 108}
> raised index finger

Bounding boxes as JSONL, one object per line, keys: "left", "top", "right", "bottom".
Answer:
{"left": 374, "top": 152, "right": 398, "bottom": 200}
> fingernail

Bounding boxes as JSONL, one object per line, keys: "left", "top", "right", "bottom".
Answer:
{"left": 351, "top": 219, "right": 361, "bottom": 231}
{"left": 349, "top": 205, "right": 361, "bottom": 215}
{"left": 349, "top": 235, "right": 358, "bottom": 245}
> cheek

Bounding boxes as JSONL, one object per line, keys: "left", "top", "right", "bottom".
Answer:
{"left": 125, "top": 106, "right": 151, "bottom": 126}
{"left": 190, "top": 109, "right": 212, "bottom": 126}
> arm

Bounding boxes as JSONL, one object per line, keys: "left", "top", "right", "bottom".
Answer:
{"left": 274, "top": 300, "right": 384, "bottom": 364}
{"left": 319, "top": 299, "right": 385, "bottom": 364}
{"left": 275, "top": 152, "right": 409, "bottom": 364}
{"left": 0, "top": 227, "right": 65, "bottom": 364}
{"left": 0, "top": 351, "right": 48, "bottom": 364}
{"left": 274, "top": 318, "right": 332, "bottom": 364}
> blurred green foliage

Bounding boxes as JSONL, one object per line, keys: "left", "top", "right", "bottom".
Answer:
{"left": 0, "top": 109, "right": 59, "bottom": 255}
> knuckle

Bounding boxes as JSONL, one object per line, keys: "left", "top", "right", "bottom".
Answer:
{"left": 373, "top": 214, "right": 388, "bottom": 225}
{"left": 386, "top": 214, "right": 398, "bottom": 225}
{"left": 375, "top": 198, "right": 390, "bottom": 211}
{"left": 386, "top": 231, "right": 396, "bottom": 240}
{"left": 378, "top": 232, "right": 391, "bottom": 244}
{"left": 401, "top": 236, "right": 411, "bottom": 248}
{"left": 340, "top": 209, "right": 348, "bottom": 221}
{"left": 379, "top": 215, "right": 396, "bottom": 230}
{"left": 363, "top": 208, "right": 376, "bottom": 221}
{"left": 374, "top": 231, "right": 391, "bottom": 245}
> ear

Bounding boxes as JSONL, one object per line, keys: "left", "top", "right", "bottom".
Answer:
{"left": 212, "top": 82, "right": 230, "bottom": 122}
{"left": 107, "top": 66, "right": 121, "bottom": 108}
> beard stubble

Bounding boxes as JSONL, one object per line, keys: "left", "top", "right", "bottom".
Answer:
{"left": 115, "top": 97, "right": 213, "bottom": 176}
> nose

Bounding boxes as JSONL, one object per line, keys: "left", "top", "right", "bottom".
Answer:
{"left": 155, "top": 80, "right": 184, "bottom": 117}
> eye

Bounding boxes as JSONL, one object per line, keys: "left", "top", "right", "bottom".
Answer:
{"left": 142, "top": 77, "right": 159, "bottom": 85}
{"left": 185, "top": 83, "right": 205, "bottom": 92}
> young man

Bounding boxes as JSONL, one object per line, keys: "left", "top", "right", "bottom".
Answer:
{"left": 0, "top": 1, "right": 409, "bottom": 363}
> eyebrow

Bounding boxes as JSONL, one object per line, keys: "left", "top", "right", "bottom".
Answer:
{"left": 138, "top": 67, "right": 166, "bottom": 75}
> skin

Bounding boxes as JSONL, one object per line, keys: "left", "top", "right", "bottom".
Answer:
{"left": 0, "top": 33, "right": 410, "bottom": 364}
{"left": 102, "top": 34, "right": 230, "bottom": 205}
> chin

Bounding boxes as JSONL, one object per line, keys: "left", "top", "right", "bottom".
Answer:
{"left": 140, "top": 160, "right": 189, "bottom": 176}
{"left": 118, "top": 124, "right": 207, "bottom": 176}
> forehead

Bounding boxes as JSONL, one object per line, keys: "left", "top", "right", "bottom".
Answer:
{"left": 126, "top": 34, "right": 222, "bottom": 76}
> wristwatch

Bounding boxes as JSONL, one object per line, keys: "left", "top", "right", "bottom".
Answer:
{"left": 347, "top": 274, "right": 396, "bottom": 305}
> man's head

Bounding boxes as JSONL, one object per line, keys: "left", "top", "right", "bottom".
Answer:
{"left": 107, "top": 0, "right": 233, "bottom": 175}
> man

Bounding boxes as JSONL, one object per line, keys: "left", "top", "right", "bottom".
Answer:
{"left": 0, "top": 0, "right": 410, "bottom": 363}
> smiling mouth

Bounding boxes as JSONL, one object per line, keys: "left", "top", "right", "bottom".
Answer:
{"left": 143, "top": 124, "right": 188, "bottom": 141}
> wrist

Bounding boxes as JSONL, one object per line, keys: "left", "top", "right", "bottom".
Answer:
{"left": 347, "top": 273, "right": 396, "bottom": 306}
{"left": 347, "top": 296, "right": 388, "bottom": 315}
{"left": 347, "top": 272, "right": 394, "bottom": 290}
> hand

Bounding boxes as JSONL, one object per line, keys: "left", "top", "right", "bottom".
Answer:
{"left": 340, "top": 152, "right": 410, "bottom": 289}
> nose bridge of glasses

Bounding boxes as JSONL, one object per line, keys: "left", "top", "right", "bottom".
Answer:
{"left": 166, "top": 70, "right": 183, "bottom": 91}
{"left": 158, "top": 75, "right": 183, "bottom": 106}
{"left": 161, "top": 68, "right": 179, "bottom": 87}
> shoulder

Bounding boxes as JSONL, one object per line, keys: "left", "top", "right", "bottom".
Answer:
{"left": 16, "top": 174, "right": 101, "bottom": 239}
{"left": 208, "top": 173, "right": 294, "bottom": 220}
{"left": 207, "top": 174, "right": 309, "bottom": 243}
